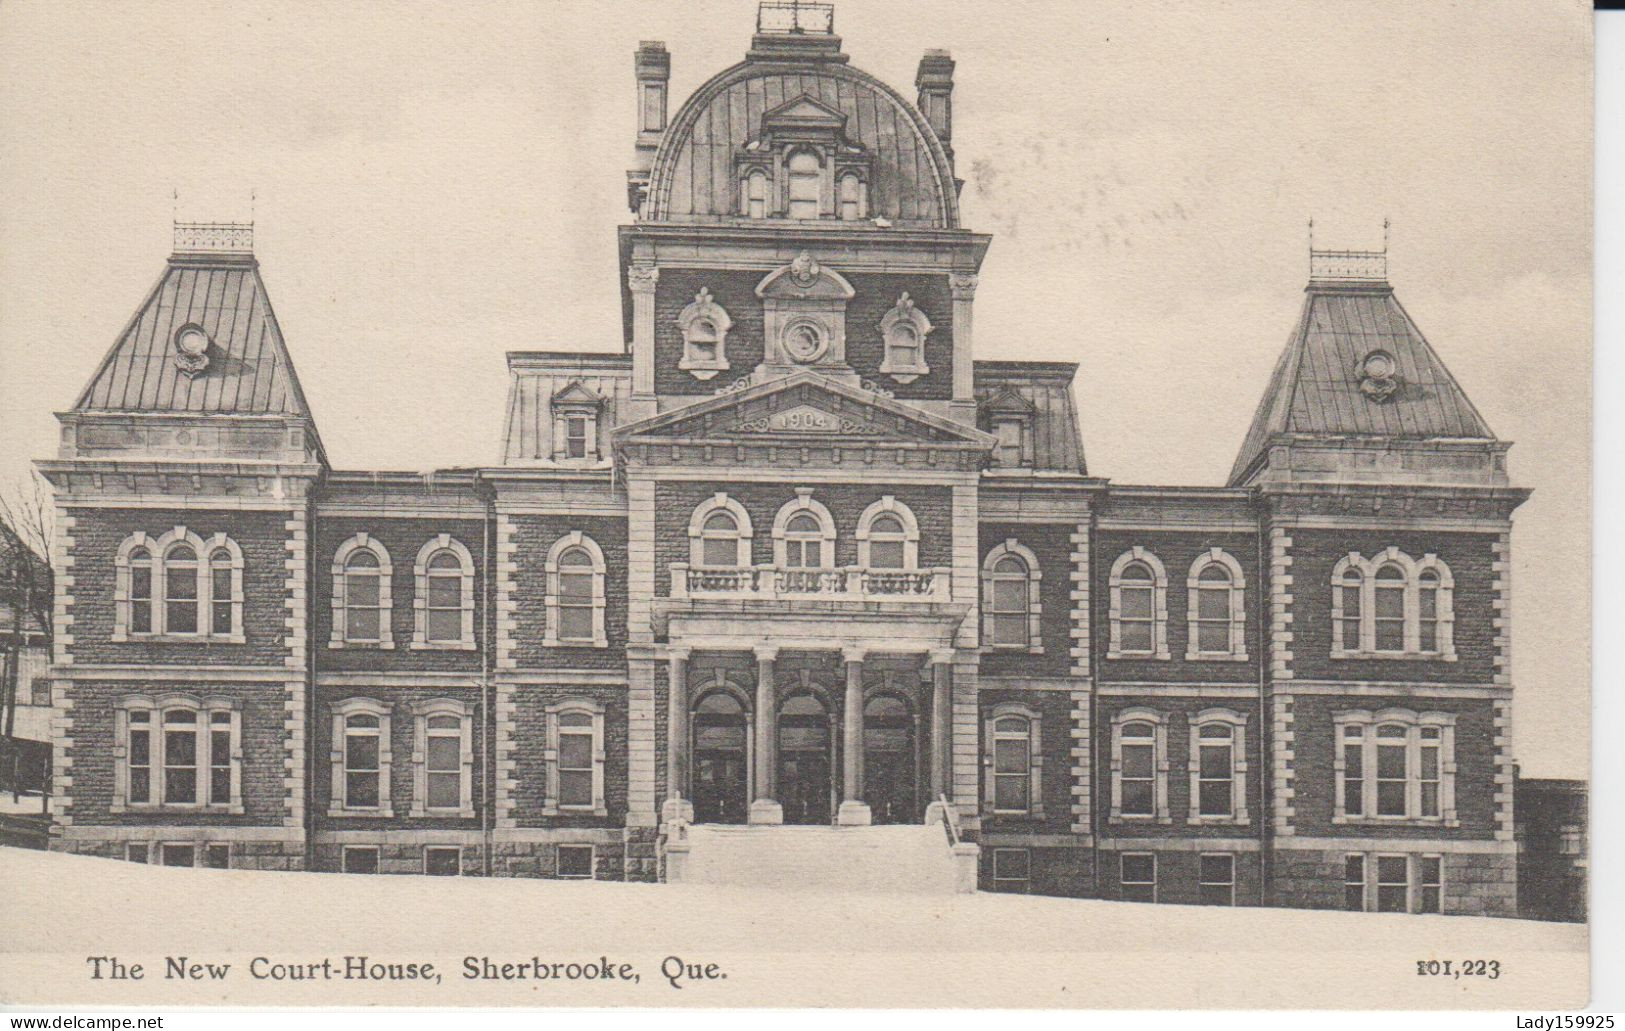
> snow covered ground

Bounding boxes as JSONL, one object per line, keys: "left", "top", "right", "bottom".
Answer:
{"left": 0, "top": 846, "right": 1587, "bottom": 1009}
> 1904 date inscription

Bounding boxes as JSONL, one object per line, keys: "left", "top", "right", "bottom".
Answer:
{"left": 1416, "top": 959, "right": 1501, "bottom": 980}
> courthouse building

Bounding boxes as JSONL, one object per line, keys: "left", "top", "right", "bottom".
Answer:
{"left": 38, "top": 3, "right": 1529, "bottom": 915}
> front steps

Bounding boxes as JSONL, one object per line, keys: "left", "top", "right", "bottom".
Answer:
{"left": 669, "top": 822, "right": 977, "bottom": 894}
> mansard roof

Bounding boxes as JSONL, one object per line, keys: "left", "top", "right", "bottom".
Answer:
{"left": 973, "top": 361, "right": 1087, "bottom": 475}
{"left": 71, "top": 250, "right": 317, "bottom": 423}
{"left": 1227, "top": 275, "right": 1497, "bottom": 487}
{"left": 645, "top": 41, "right": 959, "bottom": 228}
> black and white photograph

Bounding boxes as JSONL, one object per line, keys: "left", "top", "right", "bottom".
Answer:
{"left": 0, "top": 0, "right": 1600, "bottom": 1014}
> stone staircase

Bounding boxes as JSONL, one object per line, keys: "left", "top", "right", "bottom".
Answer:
{"left": 669, "top": 820, "right": 977, "bottom": 894}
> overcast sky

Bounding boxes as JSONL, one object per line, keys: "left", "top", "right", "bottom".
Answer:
{"left": 0, "top": 0, "right": 1591, "bottom": 776}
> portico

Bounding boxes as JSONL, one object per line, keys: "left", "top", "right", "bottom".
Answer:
{"left": 663, "top": 637, "right": 958, "bottom": 828}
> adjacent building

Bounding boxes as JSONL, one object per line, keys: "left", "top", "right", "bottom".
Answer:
{"left": 37, "top": 3, "right": 1530, "bottom": 914}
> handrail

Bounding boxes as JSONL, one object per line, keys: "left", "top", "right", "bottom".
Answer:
{"left": 934, "top": 793, "right": 961, "bottom": 848}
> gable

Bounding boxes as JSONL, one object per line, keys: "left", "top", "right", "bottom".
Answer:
{"left": 761, "top": 93, "right": 849, "bottom": 133}
{"left": 616, "top": 372, "right": 993, "bottom": 450}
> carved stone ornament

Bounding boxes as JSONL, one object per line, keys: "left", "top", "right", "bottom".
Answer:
{"left": 676, "top": 287, "right": 733, "bottom": 380}
{"left": 879, "top": 291, "right": 933, "bottom": 383}
{"left": 627, "top": 264, "right": 660, "bottom": 293}
{"left": 1357, "top": 349, "right": 1400, "bottom": 402}
{"left": 949, "top": 272, "right": 979, "bottom": 301}
{"left": 173, "top": 324, "right": 211, "bottom": 378}
{"left": 789, "top": 250, "right": 821, "bottom": 287}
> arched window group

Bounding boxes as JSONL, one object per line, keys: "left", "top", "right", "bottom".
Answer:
{"left": 330, "top": 533, "right": 479, "bottom": 650}
{"left": 1107, "top": 706, "right": 1248, "bottom": 825}
{"left": 685, "top": 492, "right": 922, "bottom": 573}
{"left": 115, "top": 528, "right": 243, "bottom": 641}
{"left": 1107, "top": 547, "right": 1248, "bottom": 662}
{"left": 1330, "top": 549, "right": 1455, "bottom": 659}
{"left": 115, "top": 693, "right": 241, "bottom": 811}
{"left": 1334, "top": 708, "right": 1458, "bottom": 824}
{"left": 327, "top": 696, "right": 476, "bottom": 819}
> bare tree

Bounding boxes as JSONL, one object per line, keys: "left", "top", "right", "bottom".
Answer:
{"left": 0, "top": 469, "right": 54, "bottom": 646}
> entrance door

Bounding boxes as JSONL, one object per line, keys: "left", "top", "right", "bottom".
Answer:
{"left": 863, "top": 694, "right": 917, "bottom": 824}
{"left": 691, "top": 691, "right": 749, "bottom": 824}
{"left": 778, "top": 693, "right": 833, "bottom": 825}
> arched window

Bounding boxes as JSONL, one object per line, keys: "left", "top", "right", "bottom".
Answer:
{"left": 1188, "top": 709, "right": 1249, "bottom": 823}
{"left": 1110, "top": 708, "right": 1168, "bottom": 822}
{"left": 1330, "top": 551, "right": 1455, "bottom": 659}
{"left": 786, "top": 150, "right": 822, "bottom": 219}
{"left": 879, "top": 292, "right": 933, "bottom": 382}
{"left": 330, "top": 534, "right": 394, "bottom": 649}
{"left": 545, "top": 700, "right": 607, "bottom": 815}
{"left": 1186, "top": 549, "right": 1247, "bottom": 660}
{"left": 839, "top": 172, "right": 865, "bottom": 220}
{"left": 1373, "top": 563, "right": 1407, "bottom": 652}
{"left": 1334, "top": 708, "right": 1457, "bottom": 824}
{"left": 771, "top": 492, "right": 836, "bottom": 570}
{"left": 984, "top": 703, "right": 1043, "bottom": 818}
{"left": 128, "top": 547, "right": 154, "bottom": 635}
{"left": 115, "top": 528, "right": 243, "bottom": 641}
{"left": 745, "top": 169, "right": 768, "bottom": 219}
{"left": 544, "top": 532, "right": 608, "bottom": 648}
{"left": 688, "top": 493, "right": 754, "bottom": 568}
{"left": 328, "top": 697, "right": 392, "bottom": 816}
{"left": 1109, "top": 548, "right": 1169, "bottom": 659}
{"left": 115, "top": 693, "right": 241, "bottom": 811}
{"left": 676, "top": 287, "right": 732, "bottom": 379}
{"left": 412, "top": 535, "right": 475, "bottom": 649}
{"left": 411, "top": 697, "right": 474, "bottom": 816}
{"left": 162, "top": 544, "right": 199, "bottom": 635}
{"left": 982, "top": 540, "right": 1042, "bottom": 651}
{"left": 856, "top": 496, "right": 920, "bottom": 570}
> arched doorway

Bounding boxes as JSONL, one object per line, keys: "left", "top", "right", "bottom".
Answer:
{"left": 863, "top": 693, "right": 918, "bottom": 824}
{"left": 691, "top": 688, "right": 750, "bottom": 824}
{"left": 778, "top": 691, "right": 834, "bottom": 825}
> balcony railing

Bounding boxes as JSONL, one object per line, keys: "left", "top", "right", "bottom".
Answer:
{"left": 670, "top": 564, "right": 952, "bottom": 603}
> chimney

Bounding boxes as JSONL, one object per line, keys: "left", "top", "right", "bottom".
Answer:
{"left": 915, "top": 49, "right": 955, "bottom": 159}
{"left": 628, "top": 41, "right": 670, "bottom": 214}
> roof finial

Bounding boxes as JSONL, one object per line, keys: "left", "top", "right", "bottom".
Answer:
{"left": 1382, "top": 216, "right": 1390, "bottom": 253}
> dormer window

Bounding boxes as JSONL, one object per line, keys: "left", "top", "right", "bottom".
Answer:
{"left": 550, "top": 382, "right": 605, "bottom": 462}
{"left": 745, "top": 169, "right": 769, "bottom": 219}
{"left": 677, "top": 287, "right": 733, "bottom": 379}
{"left": 839, "top": 173, "right": 866, "bottom": 221}
{"left": 993, "top": 419, "right": 1023, "bottom": 466}
{"left": 879, "top": 292, "right": 932, "bottom": 382}
{"left": 786, "top": 150, "right": 822, "bottom": 219}
{"left": 732, "top": 94, "right": 873, "bottom": 222}
{"left": 980, "top": 387, "right": 1037, "bottom": 469}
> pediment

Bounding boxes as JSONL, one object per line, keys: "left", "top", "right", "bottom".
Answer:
{"left": 613, "top": 372, "right": 995, "bottom": 451}
{"left": 552, "top": 381, "right": 604, "bottom": 405}
{"left": 762, "top": 94, "right": 848, "bottom": 133}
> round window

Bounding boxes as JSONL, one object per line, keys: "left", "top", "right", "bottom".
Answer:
{"left": 175, "top": 325, "right": 210, "bottom": 357}
{"left": 1361, "top": 350, "right": 1396, "bottom": 380}
{"left": 783, "top": 321, "right": 826, "bottom": 363}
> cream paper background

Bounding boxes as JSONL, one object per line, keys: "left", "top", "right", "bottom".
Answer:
{"left": 0, "top": 0, "right": 1594, "bottom": 1010}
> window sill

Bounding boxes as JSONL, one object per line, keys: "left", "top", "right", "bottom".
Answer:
{"left": 117, "top": 634, "right": 246, "bottom": 645}
{"left": 879, "top": 363, "right": 929, "bottom": 384}
{"left": 326, "top": 807, "right": 397, "bottom": 819}
{"left": 1106, "top": 651, "right": 1171, "bottom": 661}
{"left": 1187, "top": 815, "right": 1251, "bottom": 827}
{"left": 981, "top": 645, "right": 1044, "bottom": 655}
{"left": 409, "top": 641, "right": 478, "bottom": 652}
{"left": 410, "top": 807, "right": 477, "bottom": 819}
{"left": 1109, "top": 814, "right": 1174, "bottom": 825}
{"left": 678, "top": 359, "right": 730, "bottom": 381}
{"left": 542, "top": 806, "right": 610, "bottom": 818}
{"left": 1330, "top": 651, "right": 1458, "bottom": 662}
{"left": 1334, "top": 815, "right": 1459, "bottom": 828}
{"left": 542, "top": 639, "right": 610, "bottom": 650}
{"left": 1184, "top": 652, "right": 1250, "bottom": 663}
{"left": 329, "top": 641, "right": 396, "bottom": 651}
{"left": 113, "top": 803, "right": 243, "bottom": 814}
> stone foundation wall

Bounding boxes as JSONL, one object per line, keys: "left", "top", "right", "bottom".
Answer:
{"left": 1272, "top": 847, "right": 1515, "bottom": 916}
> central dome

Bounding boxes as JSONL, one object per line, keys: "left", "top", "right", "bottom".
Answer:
{"left": 645, "top": 49, "right": 961, "bottom": 229}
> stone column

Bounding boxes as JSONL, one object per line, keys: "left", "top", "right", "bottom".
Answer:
{"left": 749, "top": 646, "right": 783, "bottom": 825}
{"left": 930, "top": 649, "right": 954, "bottom": 801}
{"left": 837, "top": 647, "right": 872, "bottom": 825}
{"left": 662, "top": 646, "right": 693, "bottom": 824}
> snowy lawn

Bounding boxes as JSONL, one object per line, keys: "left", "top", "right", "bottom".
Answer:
{"left": 0, "top": 846, "right": 1588, "bottom": 1009}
